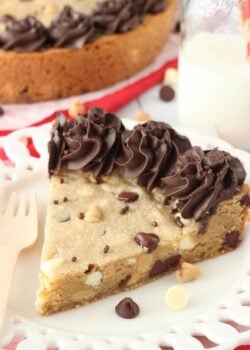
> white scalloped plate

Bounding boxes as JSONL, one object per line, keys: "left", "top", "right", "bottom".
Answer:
{"left": 0, "top": 120, "right": 250, "bottom": 350}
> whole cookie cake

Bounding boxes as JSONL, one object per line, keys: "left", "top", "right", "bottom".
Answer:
{"left": 0, "top": 0, "right": 177, "bottom": 103}
{"left": 36, "top": 108, "right": 250, "bottom": 315}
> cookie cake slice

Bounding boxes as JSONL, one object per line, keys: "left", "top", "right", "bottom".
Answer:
{"left": 36, "top": 108, "right": 249, "bottom": 315}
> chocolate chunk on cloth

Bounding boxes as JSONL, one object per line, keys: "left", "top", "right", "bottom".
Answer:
{"left": 115, "top": 297, "right": 140, "bottom": 319}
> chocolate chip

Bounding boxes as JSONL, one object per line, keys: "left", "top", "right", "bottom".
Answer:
{"left": 78, "top": 212, "right": 84, "bottom": 220}
{"left": 134, "top": 233, "right": 160, "bottom": 253}
{"left": 159, "top": 85, "right": 175, "bottom": 102}
{"left": 152, "top": 221, "right": 158, "bottom": 227}
{"left": 53, "top": 200, "right": 59, "bottom": 205}
{"left": 240, "top": 194, "right": 250, "bottom": 207}
{"left": 115, "top": 297, "right": 140, "bottom": 319}
{"left": 174, "top": 21, "right": 181, "bottom": 33}
{"left": 225, "top": 231, "right": 240, "bottom": 249}
{"left": 63, "top": 197, "right": 68, "bottom": 202}
{"left": 60, "top": 178, "right": 64, "bottom": 184}
{"left": 85, "top": 264, "right": 95, "bottom": 274}
{"left": 171, "top": 208, "right": 178, "bottom": 214}
{"left": 72, "top": 257, "right": 77, "bottom": 262}
{"left": 103, "top": 245, "right": 110, "bottom": 254}
{"left": 120, "top": 205, "right": 129, "bottom": 215}
{"left": 118, "top": 274, "right": 131, "bottom": 288}
{"left": 160, "top": 347, "right": 174, "bottom": 350}
{"left": 118, "top": 192, "right": 139, "bottom": 203}
{"left": 0, "top": 106, "right": 4, "bottom": 116}
{"left": 149, "top": 254, "right": 181, "bottom": 278}
{"left": 175, "top": 217, "right": 184, "bottom": 228}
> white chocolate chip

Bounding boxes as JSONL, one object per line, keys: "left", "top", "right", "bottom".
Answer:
{"left": 41, "top": 257, "right": 65, "bottom": 281}
{"left": 69, "top": 99, "right": 86, "bottom": 118}
{"left": 176, "top": 262, "right": 201, "bottom": 283}
{"left": 127, "top": 258, "right": 137, "bottom": 265}
{"left": 163, "top": 68, "right": 178, "bottom": 86}
{"left": 135, "top": 111, "right": 151, "bottom": 122}
{"left": 179, "top": 235, "right": 196, "bottom": 250}
{"left": 165, "top": 285, "right": 189, "bottom": 310}
{"left": 85, "top": 271, "right": 103, "bottom": 288}
{"left": 85, "top": 205, "right": 103, "bottom": 223}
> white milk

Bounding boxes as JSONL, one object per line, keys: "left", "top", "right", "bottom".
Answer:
{"left": 178, "top": 32, "right": 250, "bottom": 150}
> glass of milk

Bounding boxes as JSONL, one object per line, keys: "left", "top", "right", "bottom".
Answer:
{"left": 178, "top": 0, "right": 250, "bottom": 150}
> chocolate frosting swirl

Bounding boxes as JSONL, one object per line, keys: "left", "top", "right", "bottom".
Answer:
{"left": 163, "top": 147, "right": 246, "bottom": 221}
{"left": 93, "top": 0, "right": 140, "bottom": 35}
{"left": 116, "top": 121, "right": 192, "bottom": 191}
{"left": 48, "top": 107, "right": 125, "bottom": 178}
{"left": 0, "top": 16, "right": 49, "bottom": 52}
{"left": 0, "top": 0, "right": 167, "bottom": 52}
{"left": 93, "top": 0, "right": 166, "bottom": 35}
{"left": 49, "top": 6, "right": 95, "bottom": 48}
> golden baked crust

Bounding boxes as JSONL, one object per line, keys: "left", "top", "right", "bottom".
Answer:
{"left": 0, "top": 0, "right": 177, "bottom": 103}
{"left": 36, "top": 170, "right": 249, "bottom": 315}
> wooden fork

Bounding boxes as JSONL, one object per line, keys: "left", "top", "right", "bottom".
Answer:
{"left": 0, "top": 193, "right": 38, "bottom": 333}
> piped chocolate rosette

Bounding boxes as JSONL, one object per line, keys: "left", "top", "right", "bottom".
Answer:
{"left": 116, "top": 121, "right": 191, "bottom": 190}
{"left": 48, "top": 107, "right": 125, "bottom": 178}
{"left": 163, "top": 147, "right": 247, "bottom": 221}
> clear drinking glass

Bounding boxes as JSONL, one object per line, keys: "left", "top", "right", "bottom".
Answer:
{"left": 178, "top": 0, "right": 250, "bottom": 150}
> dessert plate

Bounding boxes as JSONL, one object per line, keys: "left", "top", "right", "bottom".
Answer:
{"left": 0, "top": 120, "right": 250, "bottom": 350}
